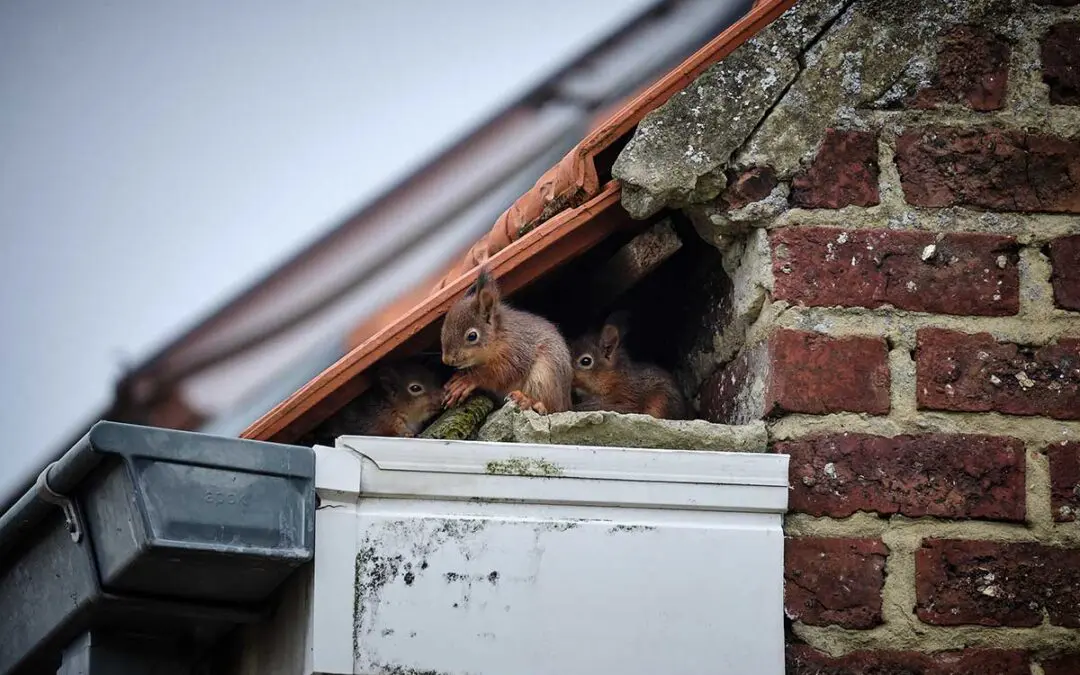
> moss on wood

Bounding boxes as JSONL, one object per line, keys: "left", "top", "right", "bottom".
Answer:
{"left": 419, "top": 394, "right": 496, "bottom": 440}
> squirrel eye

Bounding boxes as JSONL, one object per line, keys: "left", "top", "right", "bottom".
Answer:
{"left": 578, "top": 355, "right": 593, "bottom": 368}
{"left": 408, "top": 383, "right": 424, "bottom": 394}
{"left": 465, "top": 329, "right": 480, "bottom": 343}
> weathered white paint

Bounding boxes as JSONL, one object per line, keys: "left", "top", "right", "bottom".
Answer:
{"left": 305, "top": 436, "right": 788, "bottom": 675}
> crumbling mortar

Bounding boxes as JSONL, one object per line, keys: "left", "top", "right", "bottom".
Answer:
{"left": 770, "top": 410, "right": 1080, "bottom": 447}
{"left": 861, "top": 105, "right": 1080, "bottom": 137}
{"left": 888, "top": 346, "right": 919, "bottom": 418}
{"left": 1018, "top": 247, "right": 1059, "bottom": 317}
{"left": 875, "top": 130, "right": 910, "bottom": 216}
{"left": 772, "top": 204, "right": 1080, "bottom": 244}
{"left": 1027, "top": 445, "right": 1055, "bottom": 531}
{"left": 770, "top": 304, "right": 1080, "bottom": 350}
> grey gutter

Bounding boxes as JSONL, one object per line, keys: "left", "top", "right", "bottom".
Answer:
{"left": 0, "top": 421, "right": 315, "bottom": 674}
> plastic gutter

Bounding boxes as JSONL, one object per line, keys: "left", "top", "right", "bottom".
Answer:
{"left": 0, "top": 421, "right": 315, "bottom": 675}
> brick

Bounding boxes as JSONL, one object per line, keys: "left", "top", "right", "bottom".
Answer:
{"left": 1049, "top": 441, "right": 1080, "bottom": 522}
{"left": 700, "top": 330, "right": 891, "bottom": 423}
{"left": 916, "top": 539, "right": 1080, "bottom": 627}
{"left": 1043, "top": 22, "right": 1080, "bottom": 105}
{"left": 769, "top": 330, "right": 891, "bottom": 416}
{"left": 916, "top": 329, "right": 1080, "bottom": 420}
{"left": 791, "top": 129, "right": 880, "bottom": 209}
{"left": 911, "top": 25, "right": 1010, "bottom": 111}
{"left": 787, "top": 646, "right": 1030, "bottom": 675}
{"left": 772, "top": 228, "right": 1019, "bottom": 316}
{"left": 1043, "top": 653, "right": 1080, "bottom": 675}
{"left": 1049, "top": 235, "right": 1080, "bottom": 311}
{"left": 895, "top": 127, "right": 1080, "bottom": 213}
{"left": 722, "top": 166, "right": 778, "bottom": 209}
{"left": 785, "top": 538, "right": 888, "bottom": 628}
{"left": 781, "top": 433, "right": 1026, "bottom": 522}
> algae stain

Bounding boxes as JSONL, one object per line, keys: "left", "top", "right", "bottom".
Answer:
{"left": 485, "top": 457, "right": 564, "bottom": 477}
{"left": 353, "top": 545, "right": 404, "bottom": 658}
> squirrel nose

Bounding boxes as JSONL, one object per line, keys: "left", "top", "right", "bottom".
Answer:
{"left": 441, "top": 353, "right": 454, "bottom": 366}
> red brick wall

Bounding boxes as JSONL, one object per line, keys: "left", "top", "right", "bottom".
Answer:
{"left": 693, "top": 5, "right": 1080, "bottom": 671}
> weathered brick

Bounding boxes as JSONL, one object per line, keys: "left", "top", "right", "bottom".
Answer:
{"left": 785, "top": 538, "right": 888, "bottom": 629}
{"left": 769, "top": 330, "right": 891, "bottom": 416}
{"left": 772, "top": 228, "right": 1019, "bottom": 316}
{"left": 916, "top": 539, "right": 1080, "bottom": 627}
{"left": 1043, "top": 653, "right": 1080, "bottom": 675}
{"left": 787, "top": 646, "right": 1030, "bottom": 675}
{"left": 791, "top": 129, "right": 880, "bottom": 209}
{"left": 911, "top": 25, "right": 1010, "bottom": 111}
{"left": 915, "top": 329, "right": 1080, "bottom": 420}
{"left": 722, "top": 166, "right": 777, "bottom": 209}
{"left": 1049, "top": 235, "right": 1080, "bottom": 311}
{"left": 896, "top": 127, "right": 1080, "bottom": 213}
{"left": 1049, "top": 441, "right": 1080, "bottom": 522}
{"left": 700, "top": 330, "right": 891, "bottom": 423}
{"left": 781, "top": 433, "right": 1026, "bottom": 522}
{"left": 1043, "top": 22, "right": 1080, "bottom": 105}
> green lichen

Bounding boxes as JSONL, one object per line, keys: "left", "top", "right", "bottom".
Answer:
{"left": 484, "top": 457, "right": 564, "bottom": 477}
{"left": 420, "top": 394, "right": 495, "bottom": 440}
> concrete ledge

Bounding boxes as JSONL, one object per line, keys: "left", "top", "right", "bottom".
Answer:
{"left": 477, "top": 403, "right": 768, "bottom": 452}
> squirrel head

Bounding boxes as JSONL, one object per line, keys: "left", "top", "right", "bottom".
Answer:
{"left": 570, "top": 310, "right": 630, "bottom": 394}
{"left": 440, "top": 265, "right": 503, "bottom": 369}
{"left": 375, "top": 359, "right": 445, "bottom": 428}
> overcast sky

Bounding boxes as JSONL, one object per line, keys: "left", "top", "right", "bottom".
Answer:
{"left": 0, "top": 0, "right": 652, "bottom": 501}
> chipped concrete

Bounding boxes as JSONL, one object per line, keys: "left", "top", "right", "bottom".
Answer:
{"left": 613, "top": 0, "right": 851, "bottom": 219}
{"left": 477, "top": 403, "right": 767, "bottom": 452}
{"left": 615, "top": 0, "right": 1080, "bottom": 221}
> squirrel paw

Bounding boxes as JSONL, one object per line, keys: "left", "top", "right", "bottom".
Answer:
{"left": 506, "top": 390, "right": 548, "bottom": 415}
{"left": 443, "top": 374, "right": 477, "bottom": 408}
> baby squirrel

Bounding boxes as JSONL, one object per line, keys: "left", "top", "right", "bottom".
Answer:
{"left": 313, "top": 359, "right": 444, "bottom": 440}
{"left": 440, "top": 265, "right": 572, "bottom": 414}
{"left": 570, "top": 311, "right": 686, "bottom": 419}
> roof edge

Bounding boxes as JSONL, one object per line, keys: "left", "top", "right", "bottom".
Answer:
{"left": 241, "top": 0, "right": 798, "bottom": 443}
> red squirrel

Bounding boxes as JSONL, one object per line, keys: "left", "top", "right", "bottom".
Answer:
{"left": 440, "top": 265, "right": 572, "bottom": 414}
{"left": 303, "top": 360, "right": 444, "bottom": 441}
{"left": 570, "top": 311, "right": 686, "bottom": 419}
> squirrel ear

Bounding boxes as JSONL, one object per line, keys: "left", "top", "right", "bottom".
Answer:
{"left": 599, "top": 323, "right": 621, "bottom": 360}
{"left": 604, "top": 310, "right": 630, "bottom": 337}
{"left": 474, "top": 265, "right": 500, "bottom": 323}
{"left": 375, "top": 364, "right": 399, "bottom": 392}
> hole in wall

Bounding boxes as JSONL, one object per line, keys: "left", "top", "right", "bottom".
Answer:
{"left": 299, "top": 205, "right": 750, "bottom": 443}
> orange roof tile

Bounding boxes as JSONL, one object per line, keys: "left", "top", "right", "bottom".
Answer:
{"left": 241, "top": 0, "right": 797, "bottom": 443}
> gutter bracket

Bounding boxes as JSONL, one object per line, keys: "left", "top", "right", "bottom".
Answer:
{"left": 35, "top": 462, "right": 83, "bottom": 543}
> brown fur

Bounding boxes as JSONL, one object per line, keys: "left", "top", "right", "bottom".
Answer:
{"left": 309, "top": 360, "right": 444, "bottom": 440}
{"left": 570, "top": 312, "right": 686, "bottom": 419}
{"left": 440, "top": 266, "right": 572, "bottom": 413}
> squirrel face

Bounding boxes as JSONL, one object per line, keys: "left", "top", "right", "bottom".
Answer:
{"left": 440, "top": 267, "right": 502, "bottom": 370}
{"left": 570, "top": 311, "right": 628, "bottom": 395}
{"left": 377, "top": 361, "right": 445, "bottom": 430}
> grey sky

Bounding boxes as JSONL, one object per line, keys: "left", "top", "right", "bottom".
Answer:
{"left": 0, "top": 1, "right": 651, "bottom": 499}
